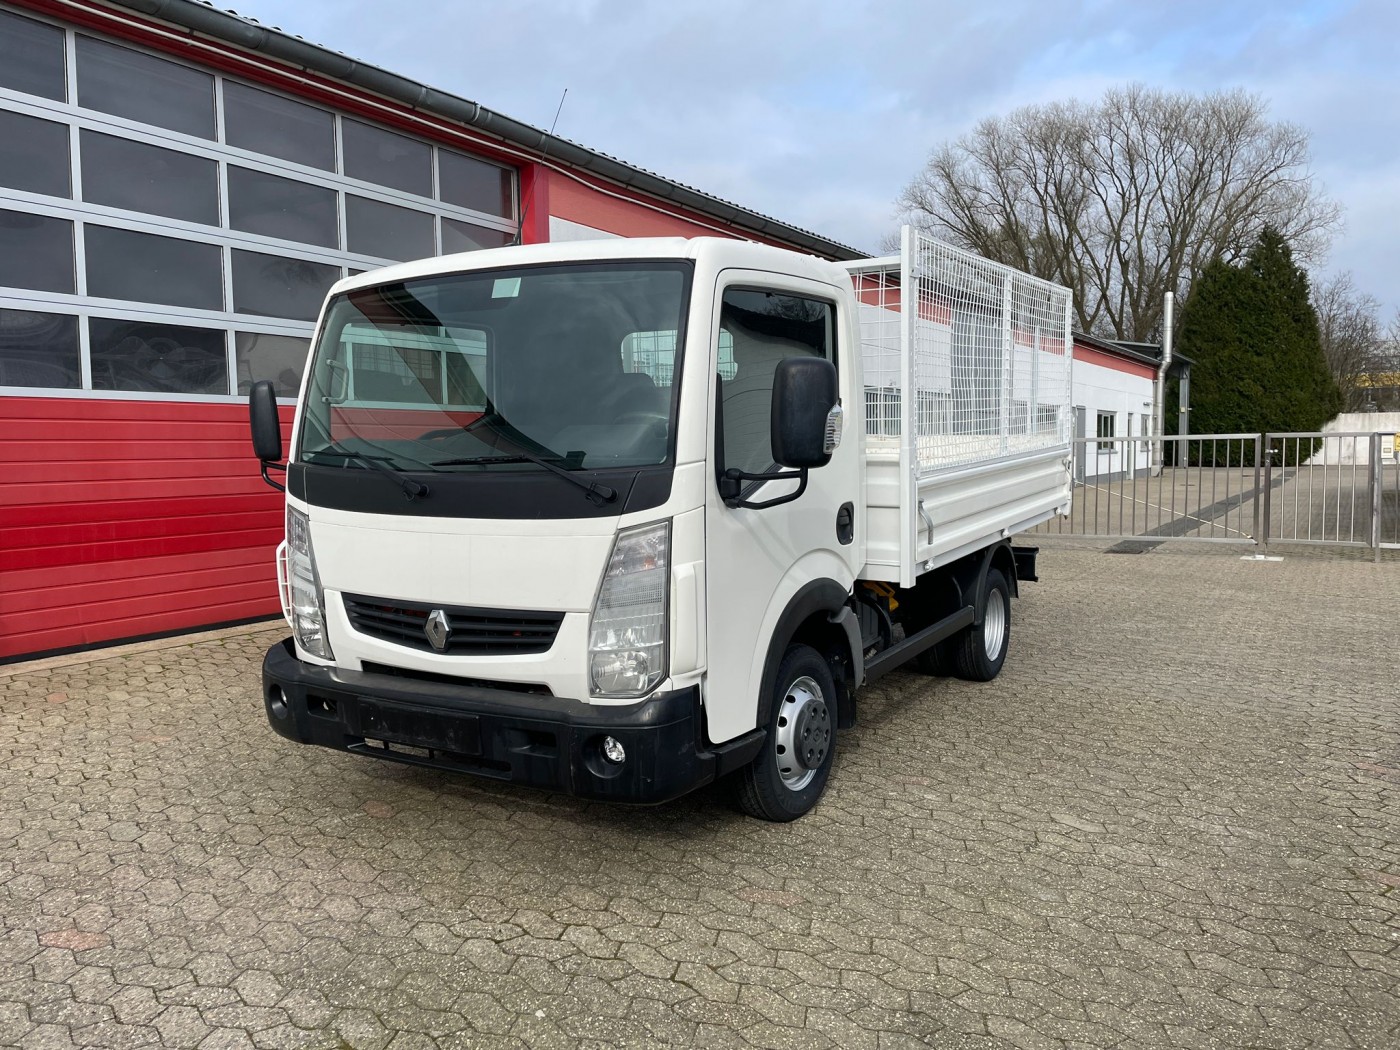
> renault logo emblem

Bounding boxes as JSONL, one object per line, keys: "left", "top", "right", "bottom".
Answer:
{"left": 424, "top": 609, "right": 451, "bottom": 651}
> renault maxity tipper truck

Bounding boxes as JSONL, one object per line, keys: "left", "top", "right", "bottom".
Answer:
{"left": 249, "top": 228, "right": 1074, "bottom": 821}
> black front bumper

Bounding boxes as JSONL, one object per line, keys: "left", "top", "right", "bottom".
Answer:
{"left": 261, "top": 638, "right": 762, "bottom": 804}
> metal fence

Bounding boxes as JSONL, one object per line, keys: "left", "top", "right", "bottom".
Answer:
{"left": 1033, "top": 430, "right": 1400, "bottom": 555}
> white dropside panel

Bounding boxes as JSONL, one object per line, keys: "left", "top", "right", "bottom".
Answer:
{"left": 848, "top": 229, "right": 1074, "bottom": 585}
{"left": 862, "top": 446, "right": 1071, "bottom": 581}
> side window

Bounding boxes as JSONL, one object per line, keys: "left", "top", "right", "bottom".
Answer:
{"left": 1096, "top": 410, "right": 1116, "bottom": 451}
{"left": 718, "top": 288, "right": 834, "bottom": 477}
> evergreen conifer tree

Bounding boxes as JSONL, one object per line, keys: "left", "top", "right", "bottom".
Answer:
{"left": 1176, "top": 228, "right": 1341, "bottom": 443}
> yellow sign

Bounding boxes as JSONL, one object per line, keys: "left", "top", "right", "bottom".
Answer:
{"left": 1384, "top": 433, "right": 1398, "bottom": 458}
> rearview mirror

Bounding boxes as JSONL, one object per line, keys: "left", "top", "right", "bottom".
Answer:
{"left": 771, "top": 357, "right": 838, "bottom": 469}
{"left": 249, "top": 380, "right": 283, "bottom": 463}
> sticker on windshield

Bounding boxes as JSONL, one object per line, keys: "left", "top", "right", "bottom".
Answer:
{"left": 492, "top": 277, "right": 522, "bottom": 299}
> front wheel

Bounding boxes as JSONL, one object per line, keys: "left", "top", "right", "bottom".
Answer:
{"left": 736, "top": 644, "right": 837, "bottom": 822}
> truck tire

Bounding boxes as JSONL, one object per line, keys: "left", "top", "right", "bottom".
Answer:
{"left": 913, "top": 641, "right": 954, "bottom": 676}
{"left": 953, "top": 568, "right": 1011, "bottom": 682}
{"left": 736, "top": 644, "right": 837, "bottom": 822}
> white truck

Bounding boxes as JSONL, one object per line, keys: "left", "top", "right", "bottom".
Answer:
{"left": 249, "top": 228, "right": 1073, "bottom": 821}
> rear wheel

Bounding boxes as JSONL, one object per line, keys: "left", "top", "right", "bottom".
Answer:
{"left": 736, "top": 644, "right": 837, "bottom": 822}
{"left": 913, "top": 640, "right": 954, "bottom": 676}
{"left": 952, "top": 568, "right": 1011, "bottom": 682}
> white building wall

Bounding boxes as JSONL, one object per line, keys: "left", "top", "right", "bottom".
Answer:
{"left": 1072, "top": 356, "right": 1155, "bottom": 479}
{"left": 1313, "top": 412, "right": 1400, "bottom": 464}
{"left": 548, "top": 216, "right": 620, "bottom": 242}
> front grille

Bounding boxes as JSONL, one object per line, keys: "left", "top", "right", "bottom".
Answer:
{"left": 360, "top": 662, "right": 551, "bottom": 695}
{"left": 343, "top": 594, "right": 564, "bottom": 655}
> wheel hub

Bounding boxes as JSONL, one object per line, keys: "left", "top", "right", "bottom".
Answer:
{"left": 983, "top": 589, "right": 1007, "bottom": 661}
{"left": 774, "top": 675, "right": 831, "bottom": 791}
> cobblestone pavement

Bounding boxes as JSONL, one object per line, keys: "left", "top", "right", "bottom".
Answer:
{"left": 2, "top": 546, "right": 1397, "bottom": 1049}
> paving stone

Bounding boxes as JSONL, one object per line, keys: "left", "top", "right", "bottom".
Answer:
{"left": 1, "top": 546, "right": 1398, "bottom": 1048}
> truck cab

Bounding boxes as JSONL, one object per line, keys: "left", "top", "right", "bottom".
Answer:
{"left": 252, "top": 233, "right": 1073, "bottom": 821}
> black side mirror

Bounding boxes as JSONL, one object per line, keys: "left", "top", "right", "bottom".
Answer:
{"left": 716, "top": 357, "right": 841, "bottom": 511}
{"left": 772, "top": 357, "right": 838, "bottom": 469}
{"left": 250, "top": 380, "right": 283, "bottom": 461}
{"left": 249, "top": 380, "right": 286, "bottom": 491}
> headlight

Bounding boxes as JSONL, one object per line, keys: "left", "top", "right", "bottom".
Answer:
{"left": 286, "top": 506, "right": 333, "bottom": 660}
{"left": 589, "top": 520, "right": 670, "bottom": 697}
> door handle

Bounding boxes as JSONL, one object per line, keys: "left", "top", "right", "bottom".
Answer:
{"left": 836, "top": 502, "right": 854, "bottom": 545}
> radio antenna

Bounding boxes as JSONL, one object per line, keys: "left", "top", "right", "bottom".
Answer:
{"left": 513, "top": 88, "right": 568, "bottom": 246}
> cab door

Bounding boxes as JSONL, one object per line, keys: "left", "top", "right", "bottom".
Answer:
{"left": 702, "top": 272, "right": 862, "bottom": 744}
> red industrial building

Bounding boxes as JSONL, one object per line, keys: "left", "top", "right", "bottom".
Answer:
{"left": 0, "top": 0, "right": 863, "bottom": 661}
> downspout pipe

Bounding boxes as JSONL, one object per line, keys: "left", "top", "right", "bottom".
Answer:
{"left": 1153, "top": 291, "right": 1175, "bottom": 473}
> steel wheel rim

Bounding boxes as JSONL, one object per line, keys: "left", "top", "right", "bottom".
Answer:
{"left": 983, "top": 589, "right": 1007, "bottom": 661}
{"left": 774, "top": 675, "right": 831, "bottom": 791}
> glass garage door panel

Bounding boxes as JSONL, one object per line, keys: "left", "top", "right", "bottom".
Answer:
{"left": 0, "top": 110, "right": 71, "bottom": 199}
{"left": 346, "top": 195, "right": 433, "bottom": 261}
{"left": 342, "top": 119, "right": 431, "bottom": 197}
{"left": 76, "top": 36, "right": 216, "bottom": 141}
{"left": 227, "top": 166, "right": 338, "bottom": 249}
{"left": 85, "top": 226, "right": 223, "bottom": 311}
{"left": 231, "top": 249, "right": 340, "bottom": 322}
{"left": 0, "top": 10, "right": 66, "bottom": 101}
{"left": 89, "top": 317, "right": 229, "bottom": 395}
{"left": 80, "top": 130, "right": 219, "bottom": 226}
{"left": 0, "top": 308, "right": 80, "bottom": 389}
{"left": 223, "top": 81, "right": 336, "bottom": 172}
{"left": 0, "top": 210, "right": 74, "bottom": 294}
{"left": 235, "top": 331, "right": 310, "bottom": 397}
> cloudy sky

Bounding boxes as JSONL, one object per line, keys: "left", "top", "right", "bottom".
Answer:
{"left": 229, "top": 0, "right": 1399, "bottom": 315}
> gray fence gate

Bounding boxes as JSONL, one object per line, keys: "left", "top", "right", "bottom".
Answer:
{"left": 1035, "top": 431, "right": 1399, "bottom": 556}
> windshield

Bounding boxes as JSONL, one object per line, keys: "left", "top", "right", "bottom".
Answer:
{"left": 297, "top": 262, "right": 691, "bottom": 475}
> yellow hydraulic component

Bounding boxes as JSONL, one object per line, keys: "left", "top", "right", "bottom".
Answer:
{"left": 859, "top": 580, "right": 899, "bottom": 613}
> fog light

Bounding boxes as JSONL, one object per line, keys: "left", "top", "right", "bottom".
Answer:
{"left": 266, "top": 684, "right": 288, "bottom": 719}
{"left": 602, "top": 736, "right": 626, "bottom": 764}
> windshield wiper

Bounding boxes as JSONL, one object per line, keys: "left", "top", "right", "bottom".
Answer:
{"left": 303, "top": 447, "right": 429, "bottom": 501}
{"left": 430, "top": 453, "right": 617, "bottom": 506}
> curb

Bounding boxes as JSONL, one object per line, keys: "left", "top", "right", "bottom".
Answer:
{"left": 0, "top": 620, "right": 285, "bottom": 679}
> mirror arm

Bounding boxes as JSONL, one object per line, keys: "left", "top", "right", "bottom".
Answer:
{"left": 720, "top": 467, "right": 808, "bottom": 510}
{"left": 260, "top": 460, "right": 287, "bottom": 493}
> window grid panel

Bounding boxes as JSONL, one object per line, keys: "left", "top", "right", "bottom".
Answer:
{"left": 0, "top": 191, "right": 398, "bottom": 273}
{"left": 0, "top": 8, "right": 521, "bottom": 403}
{"left": 0, "top": 109, "right": 72, "bottom": 199}
{"left": 79, "top": 128, "right": 221, "bottom": 226}
{"left": 0, "top": 290, "right": 315, "bottom": 338}
{"left": 0, "top": 92, "right": 518, "bottom": 235}
{"left": 226, "top": 164, "right": 339, "bottom": 250}
{"left": 75, "top": 35, "right": 216, "bottom": 142}
{"left": 0, "top": 7, "right": 67, "bottom": 102}
{"left": 5, "top": 0, "right": 503, "bottom": 222}
{"left": 0, "top": 306, "right": 80, "bottom": 389}
{"left": 223, "top": 80, "right": 336, "bottom": 174}
{"left": 0, "top": 292, "right": 315, "bottom": 404}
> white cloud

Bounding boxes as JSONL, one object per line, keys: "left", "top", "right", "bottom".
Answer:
{"left": 226, "top": 0, "right": 1400, "bottom": 312}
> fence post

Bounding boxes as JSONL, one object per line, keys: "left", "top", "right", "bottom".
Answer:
{"left": 1073, "top": 408, "right": 1086, "bottom": 484}
{"left": 1372, "top": 431, "right": 1383, "bottom": 562}
{"left": 1261, "top": 439, "right": 1274, "bottom": 553}
{"left": 1252, "top": 435, "right": 1263, "bottom": 547}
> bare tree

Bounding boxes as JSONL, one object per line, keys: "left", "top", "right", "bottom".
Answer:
{"left": 1312, "top": 272, "right": 1385, "bottom": 411}
{"left": 896, "top": 85, "right": 1341, "bottom": 341}
{"left": 1368, "top": 310, "right": 1400, "bottom": 411}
